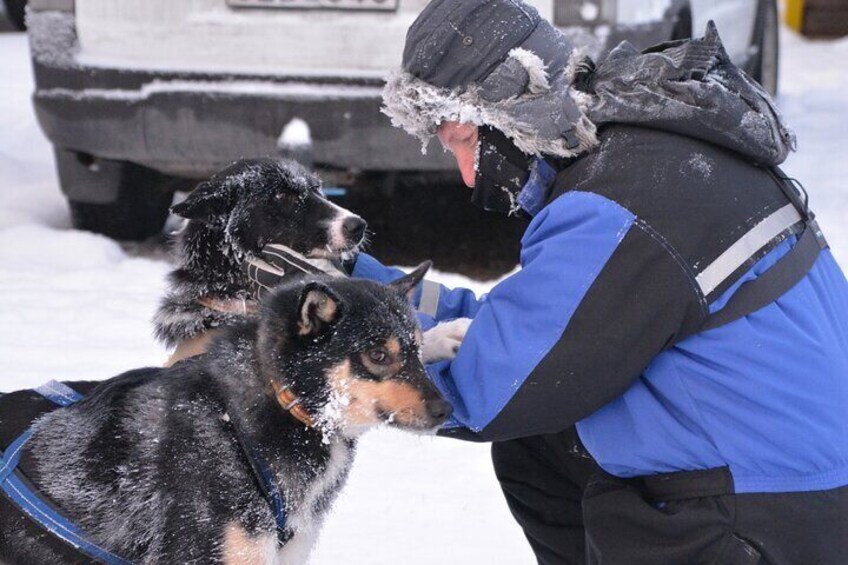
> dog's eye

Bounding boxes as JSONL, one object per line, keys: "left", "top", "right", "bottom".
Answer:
{"left": 368, "top": 348, "right": 390, "bottom": 365}
{"left": 275, "top": 191, "right": 305, "bottom": 205}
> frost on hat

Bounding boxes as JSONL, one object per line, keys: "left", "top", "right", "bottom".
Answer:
{"left": 382, "top": 0, "right": 599, "bottom": 159}
{"left": 401, "top": 0, "right": 541, "bottom": 89}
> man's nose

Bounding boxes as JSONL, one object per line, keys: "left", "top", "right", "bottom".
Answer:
{"left": 454, "top": 145, "right": 477, "bottom": 188}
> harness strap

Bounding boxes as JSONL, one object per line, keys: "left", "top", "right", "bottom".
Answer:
{"left": 0, "top": 382, "right": 133, "bottom": 565}
{"left": 698, "top": 168, "right": 828, "bottom": 332}
{"left": 34, "top": 380, "right": 85, "bottom": 407}
{"left": 0, "top": 430, "right": 33, "bottom": 484}
{"left": 224, "top": 412, "right": 291, "bottom": 545}
{"left": 695, "top": 203, "right": 803, "bottom": 297}
{"left": 702, "top": 221, "right": 827, "bottom": 332}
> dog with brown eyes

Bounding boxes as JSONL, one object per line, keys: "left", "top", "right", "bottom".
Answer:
{"left": 0, "top": 265, "right": 452, "bottom": 565}
{"left": 154, "top": 157, "right": 368, "bottom": 366}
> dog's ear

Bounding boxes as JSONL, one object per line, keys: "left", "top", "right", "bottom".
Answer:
{"left": 298, "top": 282, "right": 343, "bottom": 337}
{"left": 171, "top": 180, "right": 235, "bottom": 222}
{"left": 389, "top": 261, "right": 432, "bottom": 301}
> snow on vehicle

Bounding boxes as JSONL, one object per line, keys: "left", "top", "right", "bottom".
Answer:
{"left": 26, "top": 0, "right": 778, "bottom": 240}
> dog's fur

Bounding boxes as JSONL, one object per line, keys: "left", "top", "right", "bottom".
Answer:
{"left": 155, "top": 158, "right": 366, "bottom": 366}
{"left": 9, "top": 269, "right": 449, "bottom": 564}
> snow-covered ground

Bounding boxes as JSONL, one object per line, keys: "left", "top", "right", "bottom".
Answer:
{"left": 1, "top": 25, "right": 847, "bottom": 564}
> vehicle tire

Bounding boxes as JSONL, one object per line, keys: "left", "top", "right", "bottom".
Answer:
{"left": 3, "top": 0, "right": 27, "bottom": 31}
{"left": 55, "top": 151, "right": 180, "bottom": 241}
{"left": 68, "top": 188, "right": 176, "bottom": 241}
{"left": 749, "top": 0, "right": 779, "bottom": 96}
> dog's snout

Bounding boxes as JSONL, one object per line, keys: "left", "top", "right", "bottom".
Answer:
{"left": 342, "top": 216, "right": 367, "bottom": 243}
{"left": 426, "top": 398, "right": 453, "bottom": 423}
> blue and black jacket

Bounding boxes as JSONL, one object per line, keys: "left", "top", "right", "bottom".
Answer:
{"left": 353, "top": 124, "right": 848, "bottom": 497}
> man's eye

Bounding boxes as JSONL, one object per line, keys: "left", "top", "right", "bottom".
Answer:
{"left": 368, "top": 349, "right": 389, "bottom": 365}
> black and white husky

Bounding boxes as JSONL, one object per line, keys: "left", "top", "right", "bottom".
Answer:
{"left": 9, "top": 268, "right": 450, "bottom": 564}
{"left": 155, "top": 158, "right": 367, "bottom": 365}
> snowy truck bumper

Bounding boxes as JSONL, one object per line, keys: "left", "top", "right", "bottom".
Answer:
{"left": 32, "top": 72, "right": 450, "bottom": 179}
{"left": 28, "top": 10, "right": 452, "bottom": 185}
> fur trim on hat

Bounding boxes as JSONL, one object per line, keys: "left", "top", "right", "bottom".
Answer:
{"left": 381, "top": 48, "right": 598, "bottom": 158}
{"left": 508, "top": 47, "right": 550, "bottom": 94}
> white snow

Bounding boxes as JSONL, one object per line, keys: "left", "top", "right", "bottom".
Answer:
{"left": 279, "top": 118, "right": 313, "bottom": 149}
{"left": 39, "top": 80, "right": 381, "bottom": 103}
{"left": 580, "top": 2, "right": 600, "bottom": 23}
{"left": 684, "top": 152, "right": 714, "bottom": 179}
{"left": 1, "top": 24, "right": 847, "bottom": 565}
{"left": 777, "top": 31, "right": 848, "bottom": 261}
{"left": 27, "top": 11, "right": 78, "bottom": 68}
{"left": 616, "top": 0, "right": 673, "bottom": 25}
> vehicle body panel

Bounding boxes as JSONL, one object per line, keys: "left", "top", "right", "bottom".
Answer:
{"left": 29, "top": 0, "right": 765, "bottom": 192}
{"left": 74, "top": 0, "right": 429, "bottom": 77}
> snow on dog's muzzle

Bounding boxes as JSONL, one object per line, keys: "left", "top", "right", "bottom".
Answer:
{"left": 324, "top": 204, "right": 367, "bottom": 256}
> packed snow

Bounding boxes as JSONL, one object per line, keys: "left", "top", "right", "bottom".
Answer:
{"left": 2, "top": 23, "right": 847, "bottom": 565}
{"left": 617, "top": 0, "right": 673, "bottom": 25}
{"left": 280, "top": 118, "right": 313, "bottom": 149}
{"left": 39, "top": 80, "right": 382, "bottom": 104}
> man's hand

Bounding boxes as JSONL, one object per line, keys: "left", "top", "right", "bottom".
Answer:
{"left": 422, "top": 318, "right": 473, "bottom": 364}
{"left": 244, "top": 244, "right": 347, "bottom": 299}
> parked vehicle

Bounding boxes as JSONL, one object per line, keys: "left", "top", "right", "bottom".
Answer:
{"left": 27, "top": 0, "right": 779, "bottom": 240}
{"left": 2, "top": 0, "right": 26, "bottom": 30}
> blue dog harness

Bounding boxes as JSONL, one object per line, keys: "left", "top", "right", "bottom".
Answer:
{"left": 224, "top": 410, "right": 292, "bottom": 544}
{"left": 0, "top": 381, "right": 132, "bottom": 565}
{"left": 0, "top": 380, "right": 291, "bottom": 563}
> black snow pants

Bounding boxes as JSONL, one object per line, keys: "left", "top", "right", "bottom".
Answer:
{"left": 492, "top": 428, "right": 848, "bottom": 565}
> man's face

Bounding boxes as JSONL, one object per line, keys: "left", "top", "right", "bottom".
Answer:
{"left": 437, "top": 121, "right": 479, "bottom": 188}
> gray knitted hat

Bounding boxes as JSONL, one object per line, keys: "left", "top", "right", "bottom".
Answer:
{"left": 382, "top": 0, "right": 598, "bottom": 158}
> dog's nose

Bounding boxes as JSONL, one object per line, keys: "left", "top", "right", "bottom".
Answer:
{"left": 342, "top": 216, "right": 367, "bottom": 243}
{"left": 426, "top": 398, "right": 453, "bottom": 423}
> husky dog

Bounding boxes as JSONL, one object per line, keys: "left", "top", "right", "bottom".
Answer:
{"left": 3, "top": 267, "right": 450, "bottom": 564}
{"left": 155, "top": 158, "right": 367, "bottom": 365}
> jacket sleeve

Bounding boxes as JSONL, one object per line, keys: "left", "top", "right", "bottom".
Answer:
{"left": 351, "top": 253, "right": 486, "bottom": 330}
{"left": 429, "top": 191, "right": 703, "bottom": 442}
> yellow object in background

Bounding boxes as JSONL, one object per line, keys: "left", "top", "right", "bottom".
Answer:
{"left": 785, "top": 0, "right": 804, "bottom": 32}
{"left": 784, "top": 0, "right": 848, "bottom": 37}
